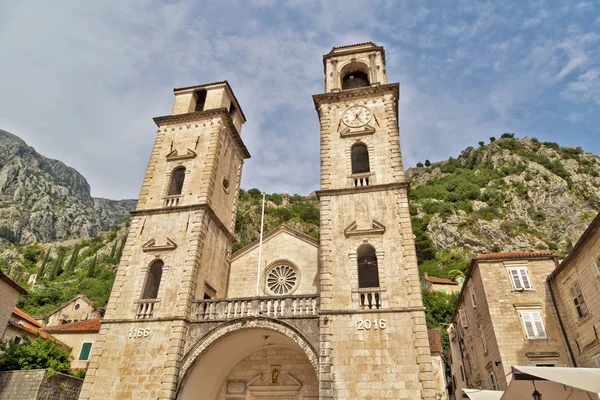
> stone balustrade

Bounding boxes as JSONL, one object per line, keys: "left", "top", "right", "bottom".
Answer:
{"left": 191, "top": 295, "right": 319, "bottom": 321}
{"left": 136, "top": 299, "right": 159, "bottom": 318}
{"left": 358, "top": 289, "right": 382, "bottom": 309}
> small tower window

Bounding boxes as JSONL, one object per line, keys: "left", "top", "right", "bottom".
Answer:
{"left": 351, "top": 144, "right": 370, "bottom": 174}
{"left": 168, "top": 167, "right": 186, "bottom": 195}
{"left": 342, "top": 71, "right": 370, "bottom": 90}
{"left": 357, "top": 244, "right": 379, "bottom": 288}
{"left": 194, "top": 89, "right": 207, "bottom": 112}
{"left": 142, "top": 260, "right": 164, "bottom": 300}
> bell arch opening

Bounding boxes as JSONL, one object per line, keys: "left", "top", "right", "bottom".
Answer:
{"left": 340, "top": 61, "right": 371, "bottom": 90}
{"left": 177, "top": 319, "right": 318, "bottom": 400}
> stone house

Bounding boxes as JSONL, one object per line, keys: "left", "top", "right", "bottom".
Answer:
{"left": 421, "top": 272, "right": 463, "bottom": 294}
{"left": 2, "top": 307, "right": 65, "bottom": 346}
{"left": 0, "top": 270, "right": 27, "bottom": 338}
{"left": 548, "top": 212, "right": 600, "bottom": 368}
{"left": 446, "top": 252, "right": 571, "bottom": 399}
{"left": 42, "top": 294, "right": 103, "bottom": 326}
{"left": 44, "top": 318, "right": 101, "bottom": 370}
{"left": 80, "top": 43, "right": 438, "bottom": 400}
{"left": 428, "top": 329, "right": 448, "bottom": 400}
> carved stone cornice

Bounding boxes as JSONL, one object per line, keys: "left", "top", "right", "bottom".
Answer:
{"left": 344, "top": 220, "right": 386, "bottom": 237}
{"left": 313, "top": 83, "right": 399, "bottom": 107}
{"left": 340, "top": 124, "right": 375, "bottom": 138}
{"left": 153, "top": 108, "right": 250, "bottom": 159}
{"left": 315, "top": 181, "right": 409, "bottom": 199}
{"left": 166, "top": 148, "right": 197, "bottom": 161}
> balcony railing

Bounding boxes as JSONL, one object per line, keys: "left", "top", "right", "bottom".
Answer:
{"left": 191, "top": 295, "right": 319, "bottom": 321}
{"left": 136, "top": 299, "right": 159, "bottom": 318}
{"left": 358, "top": 288, "right": 382, "bottom": 310}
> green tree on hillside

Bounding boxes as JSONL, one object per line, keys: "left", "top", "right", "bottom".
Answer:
{"left": 0, "top": 335, "right": 72, "bottom": 374}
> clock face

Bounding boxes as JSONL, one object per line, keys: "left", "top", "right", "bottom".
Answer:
{"left": 342, "top": 106, "right": 372, "bottom": 127}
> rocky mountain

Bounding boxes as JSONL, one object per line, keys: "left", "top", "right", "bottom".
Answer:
{"left": 409, "top": 135, "right": 600, "bottom": 277}
{"left": 0, "top": 129, "right": 136, "bottom": 243}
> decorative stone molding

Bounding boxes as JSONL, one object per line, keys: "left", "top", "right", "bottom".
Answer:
{"left": 344, "top": 220, "right": 386, "bottom": 237}
{"left": 340, "top": 124, "right": 375, "bottom": 138}
{"left": 166, "top": 148, "right": 197, "bottom": 161}
{"left": 141, "top": 238, "right": 177, "bottom": 252}
{"left": 178, "top": 318, "right": 319, "bottom": 389}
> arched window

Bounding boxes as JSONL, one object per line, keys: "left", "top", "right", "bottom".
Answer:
{"left": 357, "top": 244, "right": 379, "bottom": 288}
{"left": 342, "top": 71, "right": 370, "bottom": 90}
{"left": 168, "top": 167, "right": 186, "bottom": 195}
{"left": 351, "top": 144, "right": 370, "bottom": 174}
{"left": 142, "top": 260, "right": 164, "bottom": 299}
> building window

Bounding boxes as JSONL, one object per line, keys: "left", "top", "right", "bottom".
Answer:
{"left": 342, "top": 71, "right": 370, "bottom": 90}
{"left": 265, "top": 263, "right": 298, "bottom": 295}
{"left": 507, "top": 267, "right": 532, "bottom": 290}
{"left": 519, "top": 310, "right": 547, "bottom": 339}
{"left": 357, "top": 244, "right": 379, "bottom": 288}
{"left": 479, "top": 325, "right": 488, "bottom": 353}
{"left": 488, "top": 372, "right": 498, "bottom": 390}
{"left": 79, "top": 342, "right": 93, "bottom": 361}
{"left": 168, "top": 167, "right": 186, "bottom": 196}
{"left": 194, "top": 89, "right": 207, "bottom": 111}
{"left": 459, "top": 308, "right": 468, "bottom": 328}
{"left": 470, "top": 285, "right": 477, "bottom": 308}
{"left": 460, "top": 364, "right": 465, "bottom": 381}
{"left": 351, "top": 143, "right": 370, "bottom": 174}
{"left": 595, "top": 258, "right": 600, "bottom": 286}
{"left": 142, "top": 260, "right": 164, "bottom": 300}
{"left": 592, "top": 353, "right": 600, "bottom": 368}
{"left": 569, "top": 281, "right": 589, "bottom": 320}
{"left": 13, "top": 336, "right": 21, "bottom": 344}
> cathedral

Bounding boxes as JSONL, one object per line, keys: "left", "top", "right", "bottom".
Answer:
{"left": 79, "top": 42, "right": 437, "bottom": 400}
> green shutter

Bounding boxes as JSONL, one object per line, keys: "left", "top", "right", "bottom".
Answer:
{"left": 79, "top": 342, "right": 93, "bottom": 360}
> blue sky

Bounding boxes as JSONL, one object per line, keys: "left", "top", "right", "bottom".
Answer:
{"left": 0, "top": 1, "right": 598, "bottom": 199}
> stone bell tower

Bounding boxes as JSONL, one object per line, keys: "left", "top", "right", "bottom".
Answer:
{"left": 314, "top": 43, "right": 436, "bottom": 399}
{"left": 79, "top": 81, "right": 250, "bottom": 400}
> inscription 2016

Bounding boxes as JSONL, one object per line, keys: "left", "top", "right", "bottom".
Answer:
{"left": 357, "top": 319, "right": 386, "bottom": 330}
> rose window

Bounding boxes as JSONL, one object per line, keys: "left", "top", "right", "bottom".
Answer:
{"left": 266, "top": 264, "right": 298, "bottom": 295}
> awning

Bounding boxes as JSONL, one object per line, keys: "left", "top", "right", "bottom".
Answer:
{"left": 513, "top": 366, "right": 600, "bottom": 394}
{"left": 463, "top": 389, "right": 504, "bottom": 400}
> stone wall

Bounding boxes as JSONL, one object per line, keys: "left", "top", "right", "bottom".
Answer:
{"left": 0, "top": 370, "right": 82, "bottom": 400}
{"left": 0, "top": 279, "right": 19, "bottom": 338}
{"left": 49, "top": 332, "right": 99, "bottom": 370}
{"left": 550, "top": 223, "right": 600, "bottom": 367}
{"left": 46, "top": 297, "right": 98, "bottom": 326}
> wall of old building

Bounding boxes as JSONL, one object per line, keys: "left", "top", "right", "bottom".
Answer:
{"left": 46, "top": 298, "right": 98, "bottom": 326}
{"left": 550, "top": 230, "right": 600, "bottom": 367}
{"left": 49, "top": 332, "right": 99, "bottom": 370}
{"left": 0, "top": 280, "right": 19, "bottom": 338}
{"left": 228, "top": 229, "right": 319, "bottom": 298}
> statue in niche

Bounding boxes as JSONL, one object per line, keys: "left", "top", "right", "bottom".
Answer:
{"left": 271, "top": 368, "right": 279, "bottom": 384}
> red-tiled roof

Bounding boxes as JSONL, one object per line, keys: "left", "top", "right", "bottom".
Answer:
{"left": 423, "top": 276, "right": 458, "bottom": 285}
{"left": 7, "top": 320, "right": 68, "bottom": 347}
{"left": 474, "top": 251, "right": 555, "bottom": 261}
{"left": 0, "top": 270, "right": 27, "bottom": 294}
{"left": 12, "top": 307, "right": 42, "bottom": 328}
{"left": 44, "top": 318, "right": 102, "bottom": 333}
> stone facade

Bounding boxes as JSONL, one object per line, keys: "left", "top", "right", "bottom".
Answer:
{"left": 549, "top": 212, "right": 600, "bottom": 368}
{"left": 82, "top": 42, "right": 436, "bottom": 400}
{"left": 0, "top": 370, "right": 82, "bottom": 400}
{"left": 0, "top": 270, "right": 26, "bottom": 338}
{"left": 447, "top": 252, "right": 572, "bottom": 399}
{"left": 421, "top": 273, "right": 463, "bottom": 294}
{"left": 44, "top": 319, "right": 101, "bottom": 370}
{"left": 45, "top": 294, "right": 102, "bottom": 326}
{"left": 315, "top": 43, "right": 435, "bottom": 400}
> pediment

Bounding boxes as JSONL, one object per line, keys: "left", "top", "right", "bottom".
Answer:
{"left": 142, "top": 237, "right": 177, "bottom": 252}
{"left": 344, "top": 220, "right": 386, "bottom": 237}
{"left": 166, "top": 148, "right": 197, "bottom": 161}
{"left": 340, "top": 124, "right": 375, "bottom": 138}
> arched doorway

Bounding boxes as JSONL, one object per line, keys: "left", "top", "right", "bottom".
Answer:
{"left": 178, "top": 319, "right": 318, "bottom": 400}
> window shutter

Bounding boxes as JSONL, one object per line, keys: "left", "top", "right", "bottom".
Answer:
{"left": 479, "top": 326, "right": 487, "bottom": 352}
{"left": 521, "top": 312, "right": 536, "bottom": 338}
{"left": 489, "top": 373, "right": 498, "bottom": 390}
{"left": 79, "top": 342, "right": 93, "bottom": 361}
{"left": 592, "top": 353, "right": 600, "bottom": 368}
{"left": 595, "top": 259, "right": 600, "bottom": 284}
{"left": 510, "top": 269, "right": 523, "bottom": 290}
{"left": 519, "top": 269, "right": 532, "bottom": 289}
{"left": 470, "top": 286, "right": 477, "bottom": 307}
{"left": 531, "top": 312, "right": 546, "bottom": 338}
{"left": 459, "top": 308, "right": 468, "bottom": 328}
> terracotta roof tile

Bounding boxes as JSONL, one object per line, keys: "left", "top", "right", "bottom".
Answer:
{"left": 7, "top": 320, "right": 68, "bottom": 347}
{"left": 12, "top": 307, "right": 42, "bottom": 328}
{"left": 474, "top": 251, "right": 555, "bottom": 261}
{"left": 44, "top": 318, "right": 102, "bottom": 333}
{"left": 0, "top": 270, "right": 27, "bottom": 294}
{"left": 424, "top": 276, "right": 458, "bottom": 285}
